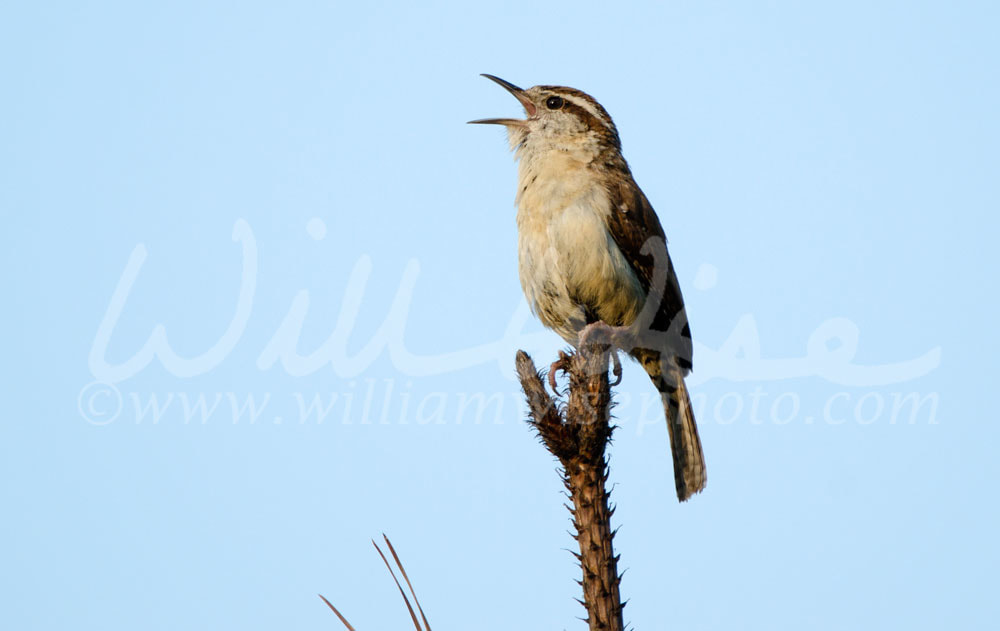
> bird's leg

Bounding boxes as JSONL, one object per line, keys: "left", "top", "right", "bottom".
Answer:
{"left": 578, "top": 321, "right": 633, "bottom": 386}
{"left": 548, "top": 349, "right": 572, "bottom": 394}
{"left": 578, "top": 321, "right": 635, "bottom": 352}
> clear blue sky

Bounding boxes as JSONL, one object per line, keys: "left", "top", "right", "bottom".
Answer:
{"left": 2, "top": 1, "right": 998, "bottom": 629}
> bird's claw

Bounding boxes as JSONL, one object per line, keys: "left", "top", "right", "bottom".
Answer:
{"left": 548, "top": 350, "right": 572, "bottom": 394}
{"left": 610, "top": 351, "right": 623, "bottom": 386}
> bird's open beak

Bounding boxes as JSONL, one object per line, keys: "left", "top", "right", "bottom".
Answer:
{"left": 468, "top": 74, "right": 535, "bottom": 126}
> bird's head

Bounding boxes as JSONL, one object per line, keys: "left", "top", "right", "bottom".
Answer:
{"left": 469, "top": 74, "right": 621, "bottom": 160}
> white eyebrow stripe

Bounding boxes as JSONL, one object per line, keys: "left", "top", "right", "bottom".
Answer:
{"left": 561, "top": 93, "right": 611, "bottom": 128}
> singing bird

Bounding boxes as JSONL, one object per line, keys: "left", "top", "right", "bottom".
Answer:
{"left": 470, "top": 75, "right": 706, "bottom": 501}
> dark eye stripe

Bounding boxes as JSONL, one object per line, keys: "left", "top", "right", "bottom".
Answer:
{"left": 561, "top": 100, "right": 622, "bottom": 150}
{"left": 536, "top": 85, "right": 623, "bottom": 151}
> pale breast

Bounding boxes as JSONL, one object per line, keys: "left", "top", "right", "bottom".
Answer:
{"left": 516, "top": 157, "right": 646, "bottom": 345}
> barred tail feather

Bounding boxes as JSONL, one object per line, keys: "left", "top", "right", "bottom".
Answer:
{"left": 659, "top": 376, "right": 707, "bottom": 502}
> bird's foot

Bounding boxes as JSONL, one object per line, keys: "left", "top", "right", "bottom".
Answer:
{"left": 548, "top": 350, "right": 572, "bottom": 394}
{"left": 578, "top": 321, "right": 634, "bottom": 352}
{"left": 578, "top": 321, "right": 632, "bottom": 387}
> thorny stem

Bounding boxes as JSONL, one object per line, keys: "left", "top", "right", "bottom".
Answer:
{"left": 516, "top": 340, "right": 624, "bottom": 631}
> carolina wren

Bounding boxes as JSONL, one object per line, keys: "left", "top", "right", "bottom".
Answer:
{"left": 471, "top": 74, "right": 706, "bottom": 501}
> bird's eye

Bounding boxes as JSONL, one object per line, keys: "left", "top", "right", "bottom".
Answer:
{"left": 546, "top": 96, "right": 564, "bottom": 110}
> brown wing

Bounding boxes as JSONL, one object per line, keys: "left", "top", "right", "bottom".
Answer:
{"left": 604, "top": 174, "right": 693, "bottom": 372}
